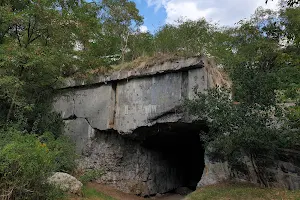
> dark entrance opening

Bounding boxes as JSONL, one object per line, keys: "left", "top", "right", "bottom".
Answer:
{"left": 138, "top": 122, "right": 206, "bottom": 192}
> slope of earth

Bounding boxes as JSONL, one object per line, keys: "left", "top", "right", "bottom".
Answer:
{"left": 69, "top": 182, "right": 185, "bottom": 200}
{"left": 185, "top": 183, "right": 300, "bottom": 200}
{"left": 68, "top": 182, "right": 300, "bottom": 200}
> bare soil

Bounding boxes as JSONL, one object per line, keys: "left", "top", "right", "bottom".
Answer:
{"left": 85, "top": 182, "right": 185, "bottom": 200}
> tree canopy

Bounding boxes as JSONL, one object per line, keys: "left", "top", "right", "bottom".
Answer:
{"left": 186, "top": 5, "right": 300, "bottom": 186}
{"left": 0, "top": 0, "right": 143, "bottom": 131}
{"left": 266, "top": 0, "right": 300, "bottom": 7}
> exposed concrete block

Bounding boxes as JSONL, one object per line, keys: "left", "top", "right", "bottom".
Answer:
{"left": 188, "top": 68, "right": 208, "bottom": 100}
{"left": 53, "top": 91, "right": 75, "bottom": 120}
{"left": 114, "top": 73, "right": 183, "bottom": 133}
{"left": 64, "top": 118, "right": 95, "bottom": 155}
{"left": 73, "top": 84, "right": 114, "bottom": 130}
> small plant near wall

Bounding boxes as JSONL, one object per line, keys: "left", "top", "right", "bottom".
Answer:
{"left": 80, "top": 169, "right": 105, "bottom": 184}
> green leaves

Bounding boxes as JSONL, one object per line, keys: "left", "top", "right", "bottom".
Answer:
{"left": 184, "top": 6, "right": 300, "bottom": 186}
{"left": 185, "top": 87, "right": 297, "bottom": 186}
{"left": 0, "top": 0, "right": 144, "bottom": 129}
{"left": 0, "top": 129, "right": 76, "bottom": 199}
{"left": 153, "top": 19, "right": 217, "bottom": 56}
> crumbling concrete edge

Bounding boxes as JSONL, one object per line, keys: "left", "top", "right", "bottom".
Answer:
{"left": 61, "top": 56, "right": 206, "bottom": 89}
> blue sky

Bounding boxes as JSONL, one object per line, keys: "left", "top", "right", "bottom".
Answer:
{"left": 133, "top": 0, "right": 280, "bottom": 33}
{"left": 134, "top": 0, "right": 167, "bottom": 33}
{"left": 88, "top": 0, "right": 280, "bottom": 33}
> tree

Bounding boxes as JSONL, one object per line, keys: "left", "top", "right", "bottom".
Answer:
{"left": 186, "top": 88, "right": 292, "bottom": 187}
{"left": 90, "top": 0, "right": 143, "bottom": 63}
{"left": 186, "top": 6, "right": 300, "bottom": 187}
{"left": 0, "top": 0, "right": 143, "bottom": 131}
{"left": 0, "top": 1, "right": 92, "bottom": 129}
{"left": 126, "top": 32, "right": 155, "bottom": 60}
{"left": 151, "top": 18, "right": 233, "bottom": 60}
{"left": 266, "top": 0, "right": 300, "bottom": 7}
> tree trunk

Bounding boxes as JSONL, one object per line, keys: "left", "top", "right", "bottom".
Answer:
{"left": 6, "top": 89, "right": 18, "bottom": 122}
{"left": 250, "top": 153, "right": 268, "bottom": 187}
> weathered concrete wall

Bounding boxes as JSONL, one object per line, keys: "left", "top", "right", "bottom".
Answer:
{"left": 115, "top": 72, "right": 184, "bottom": 133}
{"left": 54, "top": 56, "right": 211, "bottom": 135}
{"left": 78, "top": 129, "right": 182, "bottom": 196}
{"left": 53, "top": 84, "right": 115, "bottom": 131}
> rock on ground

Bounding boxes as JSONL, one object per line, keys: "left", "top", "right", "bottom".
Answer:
{"left": 48, "top": 172, "right": 83, "bottom": 195}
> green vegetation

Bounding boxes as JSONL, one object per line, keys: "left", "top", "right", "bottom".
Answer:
{"left": 82, "top": 187, "right": 116, "bottom": 200}
{"left": 79, "top": 169, "right": 105, "bottom": 184}
{"left": 0, "top": 129, "right": 76, "bottom": 199}
{"left": 67, "top": 186, "right": 116, "bottom": 200}
{"left": 186, "top": 183, "right": 300, "bottom": 200}
{"left": 185, "top": 5, "right": 300, "bottom": 187}
{"left": 0, "top": 0, "right": 143, "bottom": 128}
{"left": 267, "top": 0, "right": 300, "bottom": 7}
{"left": 1, "top": 0, "right": 300, "bottom": 199}
{"left": 0, "top": 0, "right": 142, "bottom": 199}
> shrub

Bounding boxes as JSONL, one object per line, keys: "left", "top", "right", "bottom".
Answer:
{"left": 39, "top": 132, "right": 77, "bottom": 173}
{"left": 79, "top": 169, "right": 105, "bottom": 184}
{"left": 0, "top": 129, "right": 76, "bottom": 200}
{"left": 185, "top": 88, "right": 298, "bottom": 187}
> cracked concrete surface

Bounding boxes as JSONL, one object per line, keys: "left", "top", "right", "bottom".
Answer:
{"left": 54, "top": 58, "right": 210, "bottom": 134}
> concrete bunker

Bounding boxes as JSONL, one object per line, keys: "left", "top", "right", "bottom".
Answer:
{"left": 53, "top": 57, "right": 218, "bottom": 195}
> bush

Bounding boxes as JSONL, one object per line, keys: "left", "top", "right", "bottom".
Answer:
{"left": 39, "top": 132, "right": 77, "bottom": 173}
{"left": 185, "top": 88, "right": 298, "bottom": 187}
{"left": 79, "top": 169, "right": 105, "bottom": 184}
{"left": 0, "top": 128, "right": 76, "bottom": 200}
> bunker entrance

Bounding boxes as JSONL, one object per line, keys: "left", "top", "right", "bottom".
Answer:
{"left": 139, "top": 122, "right": 206, "bottom": 192}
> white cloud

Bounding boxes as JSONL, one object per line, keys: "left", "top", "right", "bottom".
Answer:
{"left": 139, "top": 25, "right": 149, "bottom": 33}
{"left": 165, "top": 1, "right": 215, "bottom": 24}
{"left": 146, "top": 0, "right": 166, "bottom": 11}
{"left": 146, "top": 0, "right": 279, "bottom": 26}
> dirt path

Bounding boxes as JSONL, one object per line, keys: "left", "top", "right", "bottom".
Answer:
{"left": 154, "top": 194, "right": 183, "bottom": 200}
{"left": 86, "top": 182, "right": 185, "bottom": 200}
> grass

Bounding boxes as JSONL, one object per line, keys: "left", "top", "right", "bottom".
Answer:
{"left": 186, "top": 183, "right": 300, "bottom": 200}
{"left": 67, "top": 186, "right": 116, "bottom": 200}
{"left": 82, "top": 187, "right": 116, "bottom": 200}
{"left": 74, "top": 53, "right": 189, "bottom": 80}
{"left": 75, "top": 53, "right": 231, "bottom": 90}
{"left": 109, "top": 54, "right": 188, "bottom": 72}
{"left": 79, "top": 169, "right": 105, "bottom": 184}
